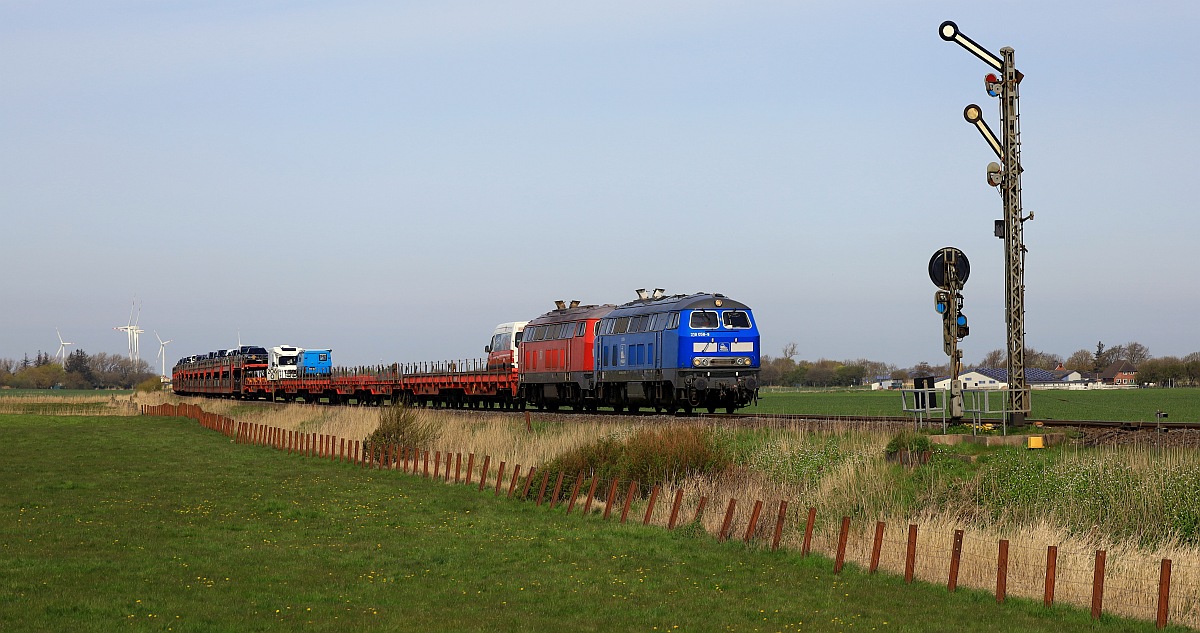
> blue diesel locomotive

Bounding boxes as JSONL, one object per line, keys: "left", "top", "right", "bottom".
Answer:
{"left": 593, "top": 291, "right": 759, "bottom": 413}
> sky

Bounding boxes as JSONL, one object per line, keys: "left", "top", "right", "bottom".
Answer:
{"left": 3, "top": 0, "right": 1198, "bottom": 371}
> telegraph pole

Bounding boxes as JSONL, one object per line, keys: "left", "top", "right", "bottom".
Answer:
{"left": 939, "top": 21, "right": 1030, "bottom": 423}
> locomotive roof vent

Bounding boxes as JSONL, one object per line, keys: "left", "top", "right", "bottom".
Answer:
{"left": 652, "top": 288, "right": 665, "bottom": 299}
{"left": 569, "top": 300, "right": 580, "bottom": 308}
{"left": 554, "top": 300, "right": 566, "bottom": 310}
{"left": 635, "top": 288, "right": 649, "bottom": 300}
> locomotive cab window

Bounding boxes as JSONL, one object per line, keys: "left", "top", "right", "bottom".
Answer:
{"left": 667, "top": 312, "right": 680, "bottom": 329}
{"left": 722, "top": 310, "right": 752, "bottom": 329}
{"left": 576, "top": 322, "right": 586, "bottom": 337}
{"left": 614, "top": 317, "right": 630, "bottom": 334}
{"left": 689, "top": 311, "right": 719, "bottom": 329}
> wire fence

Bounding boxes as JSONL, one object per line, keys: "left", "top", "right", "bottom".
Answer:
{"left": 143, "top": 402, "right": 1200, "bottom": 629}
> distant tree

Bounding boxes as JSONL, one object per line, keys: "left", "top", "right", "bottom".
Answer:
{"left": 787, "top": 362, "right": 809, "bottom": 386}
{"left": 805, "top": 365, "right": 835, "bottom": 387}
{"left": 64, "top": 349, "right": 94, "bottom": 387}
{"left": 781, "top": 342, "right": 798, "bottom": 361}
{"left": 911, "top": 362, "right": 935, "bottom": 378}
{"left": 978, "top": 349, "right": 1005, "bottom": 368}
{"left": 1024, "top": 347, "right": 1063, "bottom": 371}
{"left": 1065, "top": 349, "right": 1094, "bottom": 371}
{"left": 34, "top": 351, "right": 51, "bottom": 367}
{"left": 889, "top": 368, "right": 909, "bottom": 381}
{"left": 834, "top": 364, "right": 866, "bottom": 387}
{"left": 1122, "top": 341, "right": 1152, "bottom": 366}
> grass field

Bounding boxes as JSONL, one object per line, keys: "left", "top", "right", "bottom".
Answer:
{"left": 750, "top": 388, "right": 1200, "bottom": 422}
{"left": 0, "top": 414, "right": 1180, "bottom": 632}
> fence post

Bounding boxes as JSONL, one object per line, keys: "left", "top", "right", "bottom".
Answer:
{"left": 693, "top": 496, "right": 708, "bottom": 525}
{"left": 466, "top": 453, "right": 475, "bottom": 484}
{"left": 904, "top": 524, "right": 918, "bottom": 584}
{"left": 521, "top": 467, "right": 536, "bottom": 499}
{"left": 1091, "top": 549, "right": 1106, "bottom": 621}
{"left": 508, "top": 465, "right": 522, "bottom": 498}
{"left": 802, "top": 507, "right": 816, "bottom": 557}
{"left": 869, "top": 521, "right": 885, "bottom": 573}
{"left": 620, "top": 482, "right": 637, "bottom": 523}
{"left": 602, "top": 479, "right": 618, "bottom": 520}
{"left": 582, "top": 475, "right": 599, "bottom": 514}
{"left": 445, "top": 452, "right": 452, "bottom": 482}
{"left": 744, "top": 500, "right": 764, "bottom": 544}
{"left": 948, "top": 529, "right": 964, "bottom": 591}
{"left": 549, "top": 472, "right": 566, "bottom": 510}
{"left": 478, "top": 456, "right": 491, "bottom": 491}
{"left": 834, "top": 516, "right": 850, "bottom": 573}
{"left": 455, "top": 453, "right": 462, "bottom": 483}
{"left": 643, "top": 485, "right": 661, "bottom": 526}
{"left": 434, "top": 451, "right": 441, "bottom": 479}
{"left": 997, "top": 539, "right": 1009, "bottom": 603}
{"left": 772, "top": 501, "right": 788, "bottom": 552}
{"left": 354, "top": 440, "right": 361, "bottom": 466}
{"left": 1157, "top": 558, "right": 1172, "bottom": 629}
{"left": 424, "top": 450, "right": 431, "bottom": 477}
{"left": 536, "top": 471, "right": 551, "bottom": 506}
{"left": 718, "top": 498, "right": 737, "bottom": 542}
{"left": 494, "top": 462, "right": 506, "bottom": 497}
{"left": 565, "top": 471, "right": 584, "bottom": 514}
{"left": 668, "top": 489, "right": 684, "bottom": 530}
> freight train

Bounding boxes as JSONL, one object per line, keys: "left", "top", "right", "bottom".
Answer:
{"left": 172, "top": 290, "right": 760, "bottom": 413}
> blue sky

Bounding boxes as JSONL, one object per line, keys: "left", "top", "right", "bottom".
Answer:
{"left": 3, "top": 1, "right": 1197, "bottom": 369}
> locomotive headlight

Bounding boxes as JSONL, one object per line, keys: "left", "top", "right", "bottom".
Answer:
{"left": 693, "top": 358, "right": 702, "bottom": 367}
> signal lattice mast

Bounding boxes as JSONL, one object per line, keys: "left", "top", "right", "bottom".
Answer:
{"left": 940, "top": 21, "right": 1030, "bottom": 422}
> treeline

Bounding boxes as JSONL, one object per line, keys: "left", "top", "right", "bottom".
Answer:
{"left": 0, "top": 350, "right": 156, "bottom": 389}
{"left": 760, "top": 340, "right": 1200, "bottom": 388}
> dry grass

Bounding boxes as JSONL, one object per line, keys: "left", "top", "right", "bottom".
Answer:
{"left": 135, "top": 393, "right": 1200, "bottom": 628}
{"left": 0, "top": 392, "right": 138, "bottom": 416}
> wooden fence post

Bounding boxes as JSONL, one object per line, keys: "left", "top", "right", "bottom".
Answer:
{"left": 466, "top": 453, "right": 475, "bottom": 485}
{"left": 772, "top": 501, "right": 788, "bottom": 552}
{"left": 1044, "top": 545, "right": 1057, "bottom": 608}
{"left": 869, "top": 521, "right": 885, "bottom": 573}
{"left": 801, "top": 507, "right": 816, "bottom": 557}
{"left": 445, "top": 452, "right": 452, "bottom": 482}
{"left": 1091, "top": 550, "right": 1106, "bottom": 621}
{"left": 668, "top": 490, "right": 684, "bottom": 530}
{"left": 744, "top": 500, "right": 764, "bottom": 544}
{"left": 642, "top": 485, "right": 661, "bottom": 526}
{"left": 549, "top": 472, "right": 566, "bottom": 510}
{"left": 693, "top": 496, "right": 708, "bottom": 525}
{"left": 434, "top": 451, "right": 441, "bottom": 479}
{"left": 494, "top": 462, "right": 506, "bottom": 497}
{"left": 508, "top": 465, "right": 522, "bottom": 498}
{"left": 602, "top": 479, "right": 618, "bottom": 520}
{"left": 565, "top": 471, "right": 584, "bottom": 514}
{"left": 1157, "top": 558, "right": 1172, "bottom": 629}
{"left": 424, "top": 450, "right": 431, "bottom": 477}
{"left": 521, "top": 467, "right": 536, "bottom": 499}
{"left": 455, "top": 453, "right": 462, "bottom": 483}
{"left": 582, "top": 476, "right": 599, "bottom": 514}
{"left": 718, "top": 498, "right": 737, "bottom": 542}
{"left": 904, "top": 524, "right": 918, "bottom": 584}
{"left": 620, "top": 482, "right": 637, "bottom": 523}
{"left": 834, "top": 516, "right": 850, "bottom": 573}
{"left": 948, "top": 529, "right": 964, "bottom": 591}
{"left": 997, "top": 539, "right": 1009, "bottom": 603}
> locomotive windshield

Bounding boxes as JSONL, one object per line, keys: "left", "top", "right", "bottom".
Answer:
{"left": 722, "top": 310, "right": 752, "bottom": 329}
{"left": 689, "top": 311, "right": 719, "bottom": 329}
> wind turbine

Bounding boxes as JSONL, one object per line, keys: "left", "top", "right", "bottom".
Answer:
{"left": 114, "top": 300, "right": 144, "bottom": 362}
{"left": 54, "top": 328, "right": 74, "bottom": 365}
{"left": 155, "top": 331, "right": 173, "bottom": 378}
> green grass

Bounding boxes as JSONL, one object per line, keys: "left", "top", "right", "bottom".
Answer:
{"left": 0, "top": 414, "right": 1178, "bottom": 632}
{"left": 751, "top": 387, "right": 1200, "bottom": 422}
{"left": 0, "top": 388, "right": 132, "bottom": 397}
